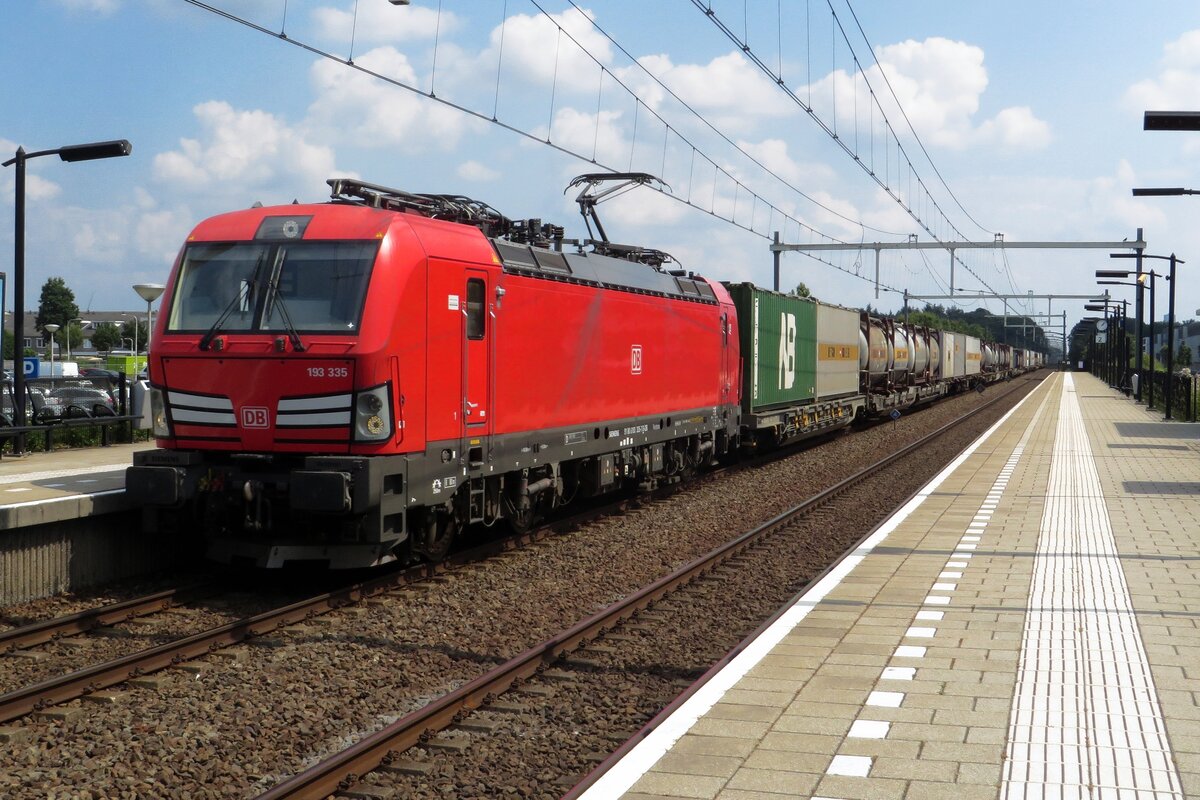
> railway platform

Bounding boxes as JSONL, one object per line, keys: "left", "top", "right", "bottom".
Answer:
{"left": 0, "top": 441, "right": 165, "bottom": 606}
{"left": 0, "top": 440, "right": 155, "bottom": 529}
{"left": 575, "top": 370, "right": 1200, "bottom": 800}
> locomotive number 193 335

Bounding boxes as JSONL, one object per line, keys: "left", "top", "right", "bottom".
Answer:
{"left": 307, "top": 366, "right": 350, "bottom": 378}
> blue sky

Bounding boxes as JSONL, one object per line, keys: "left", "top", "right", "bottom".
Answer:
{"left": 4, "top": 0, "right": 1200, "bottom": 345}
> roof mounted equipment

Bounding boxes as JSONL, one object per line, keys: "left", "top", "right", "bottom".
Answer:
{"left": 566, "top": 172, "right": 675, "bottom": 266}
{"left": 328, "top": 177, "right": 514, "bottom": 238}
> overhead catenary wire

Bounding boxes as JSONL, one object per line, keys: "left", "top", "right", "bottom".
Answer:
{"left": 691, "top": 0, "right": 1006, "bottom": 298}
{"left": 561, "top": 0, "right": 905, "bottom": 236}
{"left": 841, "top": 0, "right": 995, "bottom": 238}
{"left": 181, "top": 0, "right": 906, "bottom": 293}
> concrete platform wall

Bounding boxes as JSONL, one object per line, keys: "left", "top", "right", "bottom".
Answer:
{"left": 0, "top": 510, "right": 185, "bottom": 605}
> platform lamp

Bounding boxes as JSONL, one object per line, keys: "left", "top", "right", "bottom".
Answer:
{"left": 133, "top": 283, "right": 164, "bottom": 374}
{"left": 66, "top": 318, "right": 90, "bottom": 362}
{"left": 43, "top": 323, "right": 60, "bottom": 379}
{"left": 1100, "top": 243, "right": 1145, "bottom": 401}
{"left": 122, "top": 315, "right": 139, "bottom": 361}
{"left": 2, "top": 138, "right": 132, "bottom": 454}
{"left": 1097, "top": 276, "right": 1154, "bottom": 408}
{"left": 1113, "top": 252, "right": 1183, "bottom": 419}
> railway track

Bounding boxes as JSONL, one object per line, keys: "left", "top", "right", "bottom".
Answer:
{"left": 254, "top": 374, "right": 1045, "bottom": 799}
{"left": 0, "top": 507, "right": 604, "bottom": 725}
{"left": 0, "top": 583, "right": 214, "bottom": 655}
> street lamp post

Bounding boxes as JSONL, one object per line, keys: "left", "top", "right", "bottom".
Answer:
{"left": 1, "top": 139, "right": 131, "bottom": 452}
{"left": 1097, "top": 276, "right": 1158, "bottom": 403}
{"left": 1112, "top": 252, "right": 1182, "bottom": 419}
{"left": 122, "top": 316, "right": 139, "bottom": 362}
{"left": 66, "top": 317, "right": 90, "bottom": 363}
{"left": 43, "top": 323, "right": 60, "bottom": 379}
{"left": 133, "top": 283, "right": 165, "bottom": 361}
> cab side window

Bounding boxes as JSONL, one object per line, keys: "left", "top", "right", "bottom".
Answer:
{"left": 466, "top": 279, "right": 485, "bottom": 340}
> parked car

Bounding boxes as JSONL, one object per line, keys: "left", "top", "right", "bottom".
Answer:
{"left": 28, "top": 387, "right": 64, "bottom": 423}
{"left": 81, "top": 368, "right": 120, "bottom": 380}
{"left": 50, "top": 386, "right": 115, "bottom": 417}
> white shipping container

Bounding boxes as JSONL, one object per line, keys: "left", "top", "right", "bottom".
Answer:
{"left": 965, "top": 336, "right": 982, "bottom": 376}
{"left": 815, "top": 301, "right": 861, "bottom": 399}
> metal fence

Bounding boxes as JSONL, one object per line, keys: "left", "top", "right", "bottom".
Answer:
{"left": 1, "top": 374, "right": 141, "bottom": 454}
{"left": 1137, "top": 371, "right": 1200, "bottom": 422}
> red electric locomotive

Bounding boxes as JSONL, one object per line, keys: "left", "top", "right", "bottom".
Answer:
{"left": 127, "top": 175, "right": 741, "bottom": 568}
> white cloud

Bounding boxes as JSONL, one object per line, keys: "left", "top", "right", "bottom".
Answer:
{"left": 305, "top": 46, "right": 475, "bottom": 151}
{"left": 0, "top": 137, "right": 64, "bottom": 203}
{"left": 311, "top": 0, "right": 459, "bottom": 45}
{"left": 457, "top": 161, "right": 500, "bottom": 182}
{"left": 1125, "top": 29, "right": 1200, "bottom": 110}
{"left": 617, "top": 52, "right": 798, "bottom": 135}
{"left": 976, "top": 106, "right": 1052, "bottom": 149}
{"left": 736, "top": 138, "right": 837, "bottom": 188}
{"left": 540, "top": 107, "right": 629, "bottom": 168}
{"left": 806, "top": 37, "right": 1050, "bottom": 152}
{"left": 601, "top": 185, "right": 688, "bottom": 229}
{"left": 135, "top": 206, "right": 193, "bottom": 266}
{"left": 476, "top": 6, "right": 613, "bottom": 94}
{"left": 154, "top": 100, "right": 338, "bottom": 198}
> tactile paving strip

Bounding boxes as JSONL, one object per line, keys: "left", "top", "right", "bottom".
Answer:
{"left": 1000, "top": 375, "right": 1184, "bottom": 800}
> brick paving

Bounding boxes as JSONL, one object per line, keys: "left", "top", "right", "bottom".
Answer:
{"left": 585, "top": 371, "right": 1200, "bottom": 800}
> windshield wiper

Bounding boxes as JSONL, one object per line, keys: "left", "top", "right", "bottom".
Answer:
{"left": 267, "top": 288, "right": 306, "bottom": 352}
{"left": 198, "top": 273, "right": 257, "bottom": 351}
{"left": 265, "top": 250, "right": 306, "bottom": 352}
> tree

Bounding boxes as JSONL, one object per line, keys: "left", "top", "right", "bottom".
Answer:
{"left": 790, "top": 282, "right": 811, "bottom": 299}
{"left": 1170, "top": 342, "right": 1193, "bottom": 371}
{"left": 121, "top": 320, "right": 150, "bottom": 352}
{"left": 90, "top": 322, "right": 123, "bottom": 353}
{"left": 35, "top": 277, "right": 79, "bottom": 333}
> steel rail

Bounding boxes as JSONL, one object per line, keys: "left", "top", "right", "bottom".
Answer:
{"left": 258, "top": 373, "right": 1045, "bottom": 800}
{"left": 0, "top": 520, "right": 563, "bottom": 724}
{"left": 0, "top": 583, "right": 214, "bottom": 655}
{"left": 0, "top": 564, "right": 454, "bottom": 724}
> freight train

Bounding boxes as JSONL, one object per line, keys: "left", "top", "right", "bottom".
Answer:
{"left": 126, "top": 174, "right": 1042, "bottom": 568}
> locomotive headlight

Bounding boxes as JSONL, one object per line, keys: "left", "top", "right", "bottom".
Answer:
{"left": 354, "top": 383, "right": 392, "bottom": 442}
{"left": 150, "top": 387, "right": 171, "bottom": 438}
{"left": 359, "top": 393, "right": 383, "bottom": 415}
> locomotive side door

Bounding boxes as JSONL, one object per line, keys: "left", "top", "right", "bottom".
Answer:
{"left": 462, "top": 270, "right": 492, "bottom": 464}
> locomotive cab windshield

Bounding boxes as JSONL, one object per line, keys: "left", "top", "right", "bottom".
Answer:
{"left": 166, "top": 240, "right": 377, "bottom": 337}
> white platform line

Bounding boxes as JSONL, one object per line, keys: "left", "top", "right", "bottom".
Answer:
{"left": 0, "top": 464, "right": 128, "bottom": 485}
{"left": 1000, "top": 374, "right": 1184, "bottom": 799}
{"left": 574, "top": 378, "right": 1052, "bottom": 800}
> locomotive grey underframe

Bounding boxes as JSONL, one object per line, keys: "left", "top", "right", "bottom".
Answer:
{"left": 128, "top": 403, "right": 738, "bottom": 566}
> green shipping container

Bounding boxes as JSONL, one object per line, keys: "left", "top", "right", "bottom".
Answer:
{"left": 724, "top": 283, "right": 818, "bottom": 413}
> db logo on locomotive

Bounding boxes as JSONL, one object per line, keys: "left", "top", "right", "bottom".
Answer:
{"left": 241, "top": 407, "right": 270, "bottom": 428}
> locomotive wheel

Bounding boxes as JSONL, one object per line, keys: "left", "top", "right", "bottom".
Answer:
{"left": 419, "top": 509, "right": 458, "bottom": 561}
{"left": 507, "top": 505, "right": 540, "bottom": 534}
